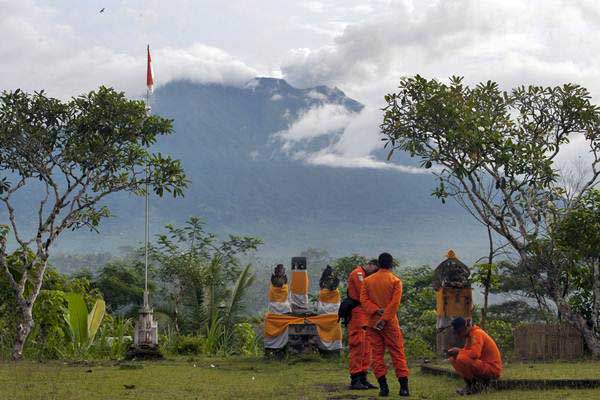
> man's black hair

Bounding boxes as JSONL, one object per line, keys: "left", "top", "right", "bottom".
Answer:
{"left": 451, "top": 317, "right": 467, "bottom": 331}
{"left": 368, "top": 259, "right": 379, "bottom": 267}
{"left": 378, "top": 253, "right": 393, "bottom": 269}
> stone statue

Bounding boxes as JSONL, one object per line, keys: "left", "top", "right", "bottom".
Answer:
{"left": 270, "top": 263, "right": 288, "bottom": 288}
{"left": 319, "top": 265, "right": 340, "bottom": 291}
{"left": 432, "top": 250, "right": 471, "bottom": 290}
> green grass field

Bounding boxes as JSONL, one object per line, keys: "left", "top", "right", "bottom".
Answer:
{"left": 1, "top": 357, "right": 600, "bottom": 400}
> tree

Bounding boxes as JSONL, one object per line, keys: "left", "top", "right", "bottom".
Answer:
{"left": 472, "top": 262, "right": 499, "bottom": 330}
{"left": 381, "top": 76, "right": 600, "bottom": 355}
{"left": 555, "top": 189, "right": 600, "bottom": 347}
{"left": 151, "top": 216, "right": 261, "bottom": 334}
{"left": 332, "top": 254, "right": 367, "bottom": 285}
{"left": 396, "top": 265, "right": 437, "bottom": 356}
{"left": 0, "top": 87, "right": 187, "bottom": 360}
{"left": 94, "top": 260, "right": 148, "bottom": 315}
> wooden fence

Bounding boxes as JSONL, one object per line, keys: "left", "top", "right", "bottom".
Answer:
{"left": 514, "top": 323, "right": 584, "bottom": 361}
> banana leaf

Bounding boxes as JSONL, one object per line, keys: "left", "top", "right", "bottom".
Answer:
{"left": 87, "top": 299, "right": 106, "bottom": 344}
{"left": 65, "top": 293, "right": 88, "bottom": 347}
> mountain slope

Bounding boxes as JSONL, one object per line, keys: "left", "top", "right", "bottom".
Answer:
{"left": 31, "top": 78, "right": 488, "bottom": 265}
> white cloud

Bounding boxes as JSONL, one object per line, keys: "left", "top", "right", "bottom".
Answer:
{"left": 275, "top": 104, "right": 354, "bottom": 143}
{"left": 0, "top": 1, "right": 258, "bottom": 99}
{"left": 275, "top": 102, "right": 425, "bottom": 172}
{"left": 282, "top": 0, "right": 600, "bottom": 104}
{"left": 281, "top": 0, "right": 600, "bottom": 169}
{"left": 303, "top": 152, "right": 428, "bottom": 174}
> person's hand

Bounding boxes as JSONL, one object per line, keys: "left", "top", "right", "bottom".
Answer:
{"left": 374, "top": 319, "right": 386, "bottom": 331}
{"left": 375, "top": 308, "right": 384, "bottom": 316}
{"left": 446, "top": 347, "right": 460, "bottom": 357}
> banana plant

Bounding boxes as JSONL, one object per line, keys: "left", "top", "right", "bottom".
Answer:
{"left": 64, "top": 293, "right": 106, "bottom": 353}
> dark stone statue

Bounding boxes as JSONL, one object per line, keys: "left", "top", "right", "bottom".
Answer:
{"left": 432, "top": 250, "right": 471, "bottom": 290}
{"left": 319, "top": 265, "right": 340, "bottom": 290}
{"left": 270, "top": 263, "right": 288, "bottom": 287}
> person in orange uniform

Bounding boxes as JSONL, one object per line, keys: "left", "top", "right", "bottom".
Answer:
{"left": 447, "top": 317, "right": 503, "bottom": 395}
{"left": 360, "top": 253, "right": 410, "bottom": 397}
{"left": 346, "top": 259, "right": 379, "bottom": 390}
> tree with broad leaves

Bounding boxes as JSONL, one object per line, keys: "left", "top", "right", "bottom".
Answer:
{"left": 381, "top": 75, "right": 600, "bottom": 355}
{"left": 151, "top": 216, "right": 262, "bottom": 334}
{"left": 0, "top": 87, "right": 187, "bottom": 360}
{"left": 554, "top": 189, "right": 600, "bottom": 349}
{"left": 332, "top": 254, "right": 368, "bottom": 285}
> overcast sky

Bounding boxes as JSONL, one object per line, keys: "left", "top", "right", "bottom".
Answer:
{"left": 1, "top": 0, "right": 598, "bottom": 169}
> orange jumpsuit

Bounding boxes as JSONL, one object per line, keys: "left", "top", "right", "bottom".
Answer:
{"left": 360, "top": 269, "right": 409, "bottom": 379}
{"left": 450, "top": 325, "right": 503, "bottom": 380}
{"left": 347, "top": 266, "right": 371, "bottom": 375}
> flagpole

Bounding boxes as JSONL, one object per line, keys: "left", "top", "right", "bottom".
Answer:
{"left": 131, "top": 44, "right": 160, "bottom": 355}
{"left": 144, "top": 44, "right": 152, "bottom": 307}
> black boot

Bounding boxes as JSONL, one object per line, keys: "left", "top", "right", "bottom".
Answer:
{"left": 398, "top": 377, "right": 410, "bottom": 397}
{"left": 456, "top": 379, "right": 474, "bottom": 396}
{"left": 350, "top": 374, "right": 368, "bottom": 390}
{"left": 359, "top": 372, "right": 378, "bottom": 389}
{"left": 377, "top": 376, "right": 389, "bottom": 397}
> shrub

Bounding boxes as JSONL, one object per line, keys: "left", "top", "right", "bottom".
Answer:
{"left": 232, "top": 323, "right": 259, "bottom": 356}
{"left": 25, "top": 290, "right": 70, "bottom": 360}
{"left": 90, "top": 315, "right": 133, "bottom": 360}
{"left": 174, "top": 335, "right": 206, "bottom": 355}
{"left": 405, "top": 335, "right": 435, "bottom": 360}
{"left": 486, "top": 319, "right": 514, "bottom": 357}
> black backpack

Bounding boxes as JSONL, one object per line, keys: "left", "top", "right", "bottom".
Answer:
{"left": 338, "top": 297, "right": 360, "bottom": 326}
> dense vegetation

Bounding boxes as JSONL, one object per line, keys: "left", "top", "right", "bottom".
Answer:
{"left": 2, "top": 79, "right": 599, "bottom": 365}
{"left": 383, "top": 76, "right": 600, "bottom": 355}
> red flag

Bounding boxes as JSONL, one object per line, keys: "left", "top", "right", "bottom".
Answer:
{"left": 146, "top": 45, "right": 154, "bottom": 93}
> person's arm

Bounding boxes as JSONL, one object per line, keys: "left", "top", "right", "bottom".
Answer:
{"left": 381, "top": 279, "right": 402, "bottom": 321}
{"left": 347, "top": 272, "right": 359, "bottom": 301}
{"left": 360, "top": 280, "right": 380, "bottom": 315}
{"left": 461, "top": 330, "right": 484, "bottom": 359}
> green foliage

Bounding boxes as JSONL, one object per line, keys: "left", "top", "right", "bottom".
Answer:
{"left": 332, "top": 254, "right": 367, "bottom": 285}
{"left": 555, "top": 189, "right": 600, "bottom": 323}
{"left": 381, "top": 75, "right": 600, "bottom": 255}
{"left": 397, "top": 266, "right": 437, "bottom": 351}
{"left": 487, "top": 300, "right": 551, "bottom": 324}
{"left": 485, "top": 320, "right": 514, "bottom": 357}
{"left": 64, "top": 293, "right": 106, "bottom": 354}
{"left": 152, "top": 217, "right": 261, "bottom": 335}
{"left": 65, "top": 293, "right": 89, "bottom": 347}
{"left": 0, "top": 86, "right": 187, "bottom": 359}
{"left": 93, "top": 260, "right": 147, "bottom": 314}
{"left": 404, "top": 335, "right": 435, "bottom": 360}
{"left": 232, "top": 322, "right": 260, "bottom": 356}
{"left": 380, "top": 75, "right": 600, "bottom": 354}
{"left": 90, "top": 315, "right": 133, "bottom": 359}
{"left": 556, "top": 189, "right": 600, "bottom": 260}
{"left": 472, "top": 263, "right": 500, "bottom": 291}
{"left": 204, "top": 314, "right": 227, "bottom": 356}
{"left": 26, "top": 290, "right": 69, "bottom": 360}
{"left": 174, "top": 335, "right": 206, "bottom": 355}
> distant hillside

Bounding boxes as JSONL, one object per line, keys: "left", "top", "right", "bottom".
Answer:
{"left": 14, "top": 77, "right": 489, "bottom": 266}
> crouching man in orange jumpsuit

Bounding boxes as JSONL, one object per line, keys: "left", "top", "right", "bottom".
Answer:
{"left": 346, "top": 259, "right": 379, "bottom": 390}
{"left": 447, "top": 317, "right": 503, "bottom": 395}
{"left": 360, "top": 253, "right": 410, "bottom": 397}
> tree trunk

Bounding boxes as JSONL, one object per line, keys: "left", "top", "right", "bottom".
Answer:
{"left": 481, "top": 282, "right": 489, "bottom": 329}
{"left": 481, "top": 225, "right": 493, "bottom": 330}
{"left": 553, "top": 290, "right": 600, "bottom": 357}
{"left": 12, "top": 304, "right": 34, "bottom": 361}
{"left": 593, "top": 261, "right": 600, "bottom": 335}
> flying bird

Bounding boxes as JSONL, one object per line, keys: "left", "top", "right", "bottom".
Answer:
{"left": 100, "top": 8, "right": 105, "bottom": 13}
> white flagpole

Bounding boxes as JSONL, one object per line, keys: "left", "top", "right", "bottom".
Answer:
{"left": 144, "top": 46, "right": 152, "bottom": 309}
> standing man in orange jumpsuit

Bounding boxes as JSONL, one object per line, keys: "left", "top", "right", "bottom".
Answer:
{"left": 346, "top": 259, "right": 379, "bottom": 390}
{"left": 447, "top": 317, "right": 503, "bottom": 395}
{"left": 360, "top": 253, "right": 410, "bottom": 397}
